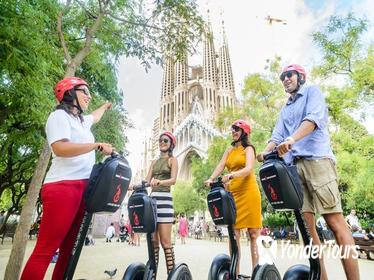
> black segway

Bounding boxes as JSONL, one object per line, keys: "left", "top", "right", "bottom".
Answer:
{"left": 63, "top": 152, "right": 132, "bottom": 280}
{"left": 252, "top": 150, "right": 320, "bottom": 280}
{"left": 207, "top": 177, "right": 250, "bottom": 280}
{"left": 123, "top": 181, "right": 192, "bottom": 280}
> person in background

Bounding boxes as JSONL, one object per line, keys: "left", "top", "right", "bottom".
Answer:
{"left": 345, "top": 209, "right": 362, "bottom": 232}
{"left": 106, "top": 222, "right": 116, "bottom": 242}
{"left": 178, "top": 214, "right": 188, "bottom": 244}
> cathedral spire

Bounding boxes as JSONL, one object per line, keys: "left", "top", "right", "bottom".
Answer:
{"left": 174, "top": 54, "right": 188, "bottom": 125}
{"left": 203, "top": 10, "right": 218, "bottom": 116}
{"left": 160, "top": 56, "right": 175, "bottom": 131}
{"left": 217, "top": 20, "right": 235, "bottom": 111}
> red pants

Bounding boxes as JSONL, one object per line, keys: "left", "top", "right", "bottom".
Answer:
{"left": 21, "top": 180, "right": 88, "bottom": 280}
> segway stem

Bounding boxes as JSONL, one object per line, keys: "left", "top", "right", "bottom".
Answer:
{"left": 64, "top": 211, "right": 93, "bottom": 280}
{"left": 147, "top": 232, "right": 157, "bottom": 273}
{"left": 294, "top": 210, "right": 321, "bottom": 280}
{"left": 228, "top": 224, "right": 239, "bottom": 279}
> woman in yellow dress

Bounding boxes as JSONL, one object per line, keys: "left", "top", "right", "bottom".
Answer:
{"left": 205, "top": 120, "right": 262, "bottom": 277}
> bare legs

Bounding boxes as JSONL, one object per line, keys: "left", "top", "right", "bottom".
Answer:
{"left": 152, "top": 223, "right": 175, "bottom": 275}
{"left": 304, "top": 212, "right": 360, "bottom": 280}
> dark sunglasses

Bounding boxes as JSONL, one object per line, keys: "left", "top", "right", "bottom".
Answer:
{"left": 231, "top": 125, "right": 241, "bottom": 132}
{"left": 76, "top": 87, "right": 91, "bottom": 97}
{"left": 280, "top": 71, "right": 297, "bottom": 81}
{"left": 159, "top": 138, "right": 169, "bottom": 144}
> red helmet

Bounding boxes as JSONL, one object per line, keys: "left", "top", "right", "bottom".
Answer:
{"left": 160, "top": 131, "right": 177, "bottom": 146}
{"left": 281, "top": 64, "right": 306, "bottom": 84}
{"left": 232, "top": 120, "right": 251, "bottom": 135}
{"left": 54, "top": 77, "right": 88, "bottom": 102}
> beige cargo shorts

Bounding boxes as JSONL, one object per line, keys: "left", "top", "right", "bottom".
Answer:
{"left": 296, "top": 158, "right": 342, "bottom": 214}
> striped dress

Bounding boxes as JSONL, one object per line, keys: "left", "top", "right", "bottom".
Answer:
{"left": 150, "top": 157, "right": 174, "bottom": 224}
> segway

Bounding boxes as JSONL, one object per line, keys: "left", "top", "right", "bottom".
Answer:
{"left": 123, "top": 181, "right": 193, "bottom": 280}
{"left": 63, "top": 152, "right": 132, "bottom": 280}
{"left": 207, "top": 177, "right": 250, "bottom": 280}
{"left": 252, "top": 150, "right": 320, "bottom": 280}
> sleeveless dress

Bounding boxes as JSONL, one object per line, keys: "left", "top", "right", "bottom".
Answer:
{"left": 225, "top": 146, "right": 262, "bottom": 229}
{"left": 150, "top": 157, "right": 175, "bottom": 224}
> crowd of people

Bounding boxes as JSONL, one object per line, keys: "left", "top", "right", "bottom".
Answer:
{"left": 16, "top": 63, "right": 370, "bottom": 279}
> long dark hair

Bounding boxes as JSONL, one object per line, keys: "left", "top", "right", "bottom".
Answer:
{"left": 55, "top": 89, "right": 83, "bottom": 122}
{"left": 231, "top": 131, "right": 256, "bottom": 154}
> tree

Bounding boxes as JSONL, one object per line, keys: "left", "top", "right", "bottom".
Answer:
{"left": 3, "top": 0, "right": 204, "bottom": 278}
{"left": 172, "top": 181, "right": 205, "bottom": 216}
{"left": 312, "top": 13, "right": 374, "bottom": 217}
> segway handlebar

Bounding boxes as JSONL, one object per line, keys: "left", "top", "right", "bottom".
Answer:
{"left": 209, "top": 176, "right": 230, "bottom": 189}
{"left": 131, "top": 180, "right": 150, "bottom": 191}
{"left": 262, "top": 149, "right": 281, "bottom": 161}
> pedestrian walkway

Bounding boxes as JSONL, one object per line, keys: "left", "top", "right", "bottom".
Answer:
{"left": 0, "top": 237, "right": 373, "bottom": 279}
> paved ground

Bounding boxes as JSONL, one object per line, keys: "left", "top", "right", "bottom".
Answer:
{"left": 1, "top": 236, "right": 373, "bottom": 279}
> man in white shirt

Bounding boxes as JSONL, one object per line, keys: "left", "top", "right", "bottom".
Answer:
{"left": 106, "top": 223, "right": 116, "bottom": 243}
{"left": 345, "top": 209, "right": 361, "bottom": 231}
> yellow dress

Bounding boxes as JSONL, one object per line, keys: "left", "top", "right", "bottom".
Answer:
{"left": 225, "top": 146, "right": 262, "bottom": 229}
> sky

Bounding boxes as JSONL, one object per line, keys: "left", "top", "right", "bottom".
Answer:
{"left": 118, "top": 0, "right": 374, "bottom": 172}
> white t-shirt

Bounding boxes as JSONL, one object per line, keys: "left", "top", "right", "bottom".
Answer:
{"left": 44, "top": 109, "right": 95, "bottom": 183}
{"left": 106, "top": 225, "right": 115, "bottom": 239}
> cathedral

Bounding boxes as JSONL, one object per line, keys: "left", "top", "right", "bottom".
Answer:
{"left": 139, "top": 20, "right": 236, "bottom": 181}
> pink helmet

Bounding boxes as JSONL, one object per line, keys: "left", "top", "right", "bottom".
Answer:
{"left": 281, "top": 64, "right": 306, "bottom": 84}
{"left": 232, "top": 120, "right": 251, "bottom": 135}
{"left": 160, "top": 131, "right": 177, "bottom": 146}
{"left": 54, "top": 77, "right": 88, "bottom": 102}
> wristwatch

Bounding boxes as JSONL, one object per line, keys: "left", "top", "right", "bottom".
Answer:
{"left": 285, "top": 136, "right": 295, "bottom": 144}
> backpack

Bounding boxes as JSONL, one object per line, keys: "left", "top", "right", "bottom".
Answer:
{"left": 84, "top": 153, "right": 132, "bottom": 213}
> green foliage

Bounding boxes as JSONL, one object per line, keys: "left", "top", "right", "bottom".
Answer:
{"left": 172, "top": 181, "right": 205, "bottom": 215}
{"left": 191, "top": 136, "right": 230, "bottom": 197}
{"left": 0, "top": 0, "right": 204, "bottom": 215}
{"left": 312, "top": 13, "right": 368, "bottom": 77}
{"left": 263, "top": 212, "right": 294, "bottom": 229}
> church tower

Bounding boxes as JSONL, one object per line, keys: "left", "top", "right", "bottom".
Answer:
{"left": 174, "top": 54, "right": 189, "bottom": 126}
{"left": 160, "top": 57, "right": 175, "bottom": 131}
{"left": 203, "top": 20, "right": 218, "bottom": 119}
{"left": 217, "top": 21, "right": 235, "bottom": 111}
{"left": 149, "top": 16, "right": 236, "bottom": 180}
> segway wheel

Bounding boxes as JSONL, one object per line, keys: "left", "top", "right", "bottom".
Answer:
{"left": 252, "top": 264, "right": 281, "bottom": 280}
{"left": 167, "top": 263, "right": 192, "bottom": 280}
{"left": 122, "top": 262, "right": 146, "bottom": 280}
{"left": 208, "top": 254, "right": 231, "bottom": 280}
{"left": 283, "top": 264, "right": 309, "bottom": 280}
{"left": 367, "top": 250, "right": 374, "bottom": 260}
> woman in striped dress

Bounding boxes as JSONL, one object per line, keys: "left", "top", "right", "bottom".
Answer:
{"left": 146, "top": 131, "right": 178, "bottom": 277}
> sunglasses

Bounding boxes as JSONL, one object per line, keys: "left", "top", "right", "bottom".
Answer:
{"left": 280, "top": 71, "right": 297, "bottom": 82}
{"left": 231, "top": 125, "right": 241, "bottom": 132}
{"left": 159, "top": 138, "right": 169, "bottom": 144}
{"left": 76, "top": 87, "right": 91, "bottom": 97}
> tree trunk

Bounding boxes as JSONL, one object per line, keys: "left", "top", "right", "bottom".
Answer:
{"left": 4, "top": 141, "right": 51, "bottom": 280}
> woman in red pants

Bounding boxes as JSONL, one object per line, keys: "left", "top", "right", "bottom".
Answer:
{"left": 21, "top": 77, "right": 113, "bottom": 280}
